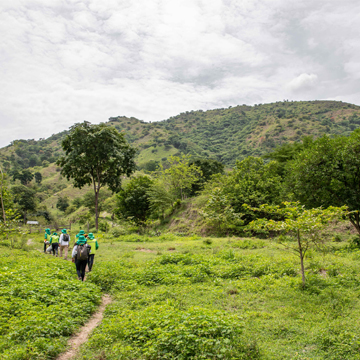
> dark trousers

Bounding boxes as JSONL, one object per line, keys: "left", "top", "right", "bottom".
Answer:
{"left": 52, "top": 243, "right": 59, "bottom": 256}
{"left": 76, "top": 258, "right": 87, "bottom": 281}
{"left": 88, "top": 254, "right": 95, "bottom": 271}
{"left": 44, "top": 242, "right": 48, "bottom": 253}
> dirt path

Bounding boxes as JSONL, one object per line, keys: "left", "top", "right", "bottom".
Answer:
{"left": 27, "top": 238, "right": 33, "bottom": 245}
{"left": 56, "top": 294, "right": 112, "bottom": 360}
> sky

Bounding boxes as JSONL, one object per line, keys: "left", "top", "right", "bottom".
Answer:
{"left": 1, "top": 0, "right": 360, "bottom": 147}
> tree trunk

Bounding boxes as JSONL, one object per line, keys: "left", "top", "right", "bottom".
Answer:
{"left": 349, "top": 212, "right": 360, "bottom": 235}
{"left": 94, "top": 190, "right": 99, "bottom": 231}
{"left": 297, "top": 230, "right": 306, "bottom": 287}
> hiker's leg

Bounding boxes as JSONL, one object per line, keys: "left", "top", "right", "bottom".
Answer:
{"left": 75, "top": 258, "right": 82, "bottom": 278}
{"left": 44, "top": 243, "right": 46, "bottom": 253}
{"left": 59, "top": 245, "right": 63, "bottom": 257}
{"left": 88, "top": 254, "right": 94, "bottom": 271}
{"left": 80, "top": 260, "right": 87, "bottom": 281}
{"left": 64, "top": 245, "right": 68, "bottom": 260}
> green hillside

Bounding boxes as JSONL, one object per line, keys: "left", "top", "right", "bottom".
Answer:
{"left": 1, "top": 100, "right": 360, "bottom": 223}
{"left": 2, "top": 100, "right": 360, "bottom": 171}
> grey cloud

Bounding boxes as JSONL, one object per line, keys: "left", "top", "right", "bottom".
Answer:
{"left": 0, "top": 0, "right": 360, "bottom": 146}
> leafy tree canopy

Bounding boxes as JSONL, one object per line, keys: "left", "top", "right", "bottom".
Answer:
{"left": 206, "top": 157, "right": 283, "bottom": 224}
{"left": 11, "top": 185, "right": 37, "bottom": 222}
{"left": 188, "top": 158, "right": 224, "bottom": 196}
{"left": 57, "top": 121, "right": 137, "bottom": 229}
{"left": 116, "top": 175, "right": 154, "bottom": 223}
{"left": 286, "top": 130, "right": 360, "bottom": 234}
{"left": 246, "top": 202, "right": 346, "bottom": 286}
{"left": 56, "top": 196, "right": 70, "bottom": 212}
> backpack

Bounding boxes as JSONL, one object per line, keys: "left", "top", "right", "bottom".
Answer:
{"left": 63, "top": 234, "right": 70, "bottom": 242}
{"left": 77, "top": 244, "right": 90, "bottom": 260}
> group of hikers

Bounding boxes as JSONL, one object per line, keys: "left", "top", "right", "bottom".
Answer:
{"left": 44, "top": 228, "right": 99, "bottom": 281}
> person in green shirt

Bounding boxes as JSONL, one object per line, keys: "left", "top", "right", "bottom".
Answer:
{"left": 44, "top": 228, "right": 51, "bottom": 253}
{"left": 86, "top": 233, "right": 99, "bottom": 272}
{"left": 49, "top": 232, "right": 60, "bottom": 256}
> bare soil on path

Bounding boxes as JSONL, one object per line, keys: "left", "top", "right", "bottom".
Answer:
{"left": 56, "top": 294, "right": 112, "bottom": 360}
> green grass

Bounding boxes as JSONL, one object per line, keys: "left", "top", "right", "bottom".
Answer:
{"left": 5, "top": 234, "right": 360, "bottom": 359}
{"left": 0, "top": 248, "right": 101, "bottom": 360}
{"left": 76, "top": 235, "right": 360, "bottom": 359}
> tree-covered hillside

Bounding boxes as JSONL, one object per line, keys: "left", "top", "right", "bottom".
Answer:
{"left": 1, "top": 100, "right": 360, "bottom": 171}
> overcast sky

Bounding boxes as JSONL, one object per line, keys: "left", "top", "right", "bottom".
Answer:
{"left": 1, "top": 0, "right": 360, "bottom": 147}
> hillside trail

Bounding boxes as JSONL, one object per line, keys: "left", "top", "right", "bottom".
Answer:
{"left": 56, "top": 294, "right": 112, "bottom": 360}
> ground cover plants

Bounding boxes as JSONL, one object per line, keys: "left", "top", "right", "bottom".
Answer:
{"left": 74, "top": 234, "right": 360, "bottom": 360}
{"left": 0, "top": 248, "right": 101, "bottom": 360}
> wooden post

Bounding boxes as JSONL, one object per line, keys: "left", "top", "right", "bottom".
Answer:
{"left": 87, "top": 221, "right": 89, "bottom": 233}
{"left": 69, "top": 221, "right": 72, "bottom": 230}
{"left": 29, "top": 225, "right": 32, "bottom": 234}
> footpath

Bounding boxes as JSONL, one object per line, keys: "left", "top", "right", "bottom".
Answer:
{"left": 56, "top": 295, "right": 112, "bottom": 360}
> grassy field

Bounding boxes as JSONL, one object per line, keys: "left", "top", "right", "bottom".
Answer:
{"left": 0, "top": 246, "right": 101, "bottom": 360}
{"left": 3, "top": 232, "right": 360, "bottom": 359}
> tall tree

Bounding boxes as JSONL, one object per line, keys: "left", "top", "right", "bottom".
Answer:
{"left": 287, "top": 131, "right": 360, "bottom": 234}
{"left": 57, "top": 122, "right": 136, "bottom": 230}
{"left": 11, "top": 185, "right": 37, "bottom": 223}
{"left": 188, "top": 158, "right": 224, "bottom": 196}
{"left": 116, "top": 175, "right": 153, "bottom": 223}
{"left": 160, "top": 155, "right": 202, "bottom": 200}
{"left": 12, "top": 169, "right": 34, "bottom": 185}
{"left": 34, "top": 172, "right": 42, "bottom": 184}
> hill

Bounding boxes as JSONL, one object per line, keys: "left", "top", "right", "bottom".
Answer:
{"left": 1, "top": 100, "right": 360, "bottom": 223}
{"left": 1, "top": 100, "right": 360, "bottom": 172}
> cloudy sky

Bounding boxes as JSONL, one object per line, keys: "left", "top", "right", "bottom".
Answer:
{"left": 1, "top": 0, "right": 360, "bottom": 147}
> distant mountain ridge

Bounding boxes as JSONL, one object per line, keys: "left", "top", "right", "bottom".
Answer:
{"left": 1, "top": 100, "right": 360, "bottom": 170}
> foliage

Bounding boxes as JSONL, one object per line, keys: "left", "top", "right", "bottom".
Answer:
{"left": 82, "top": 188, "right": 112, "bottom": 215}
{"left": 12, "top": 169, "right": 34, "bottom": 185}
{"left": 34, "top": 172, "right": 42, "bottom": 184}
{"left": 246, "top": 202, "right": 347, "bottom": 285}
{"left": 57, "top": 121, "right": 136, "bottom": 230}
{"left": 86, "top": 305, "right": 259, "bottom": 360}
{"left": 116, "top": 175, "right": 154, "bottom": 223}
{"left": 200, "top": 187, "right": 242, "bottom": 234}
{"left": 160, "top": 155, "right": 202, "bottom": 200}
{"left": 188, "top": 158, "right": 224, "bottom": 196}
{"left": 11, "top": 185, "right": 37, "bottom": 222}
{"left": 0, "top": 249, "right": 101, "bottom": 359}
{"left": 287, "top": 130, "right": 360, "bottom": 235}
{"left": 147, "top": 182, "right": 178, "bottom": 218}
{"left": 56, "top": 196, "right": 70, "bottom": 212}
{"left": 203, "top": 157, "right": 283, "bottom": 225}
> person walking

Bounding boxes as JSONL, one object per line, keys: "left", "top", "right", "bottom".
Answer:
{"left": 49, "top": 232, "right": 60, "bottom": 256}
{"left": 72, "top": 235, "right": 91, "bottom": 281}
{"left": 44, "top": 228, "right": 51, "bottom": 253}
{"left": 59, "top": 229, "right": 70, "bottom": 260}
{"left": 76, "top": 230, "right": 85, "bottom": 238}
{"left": 86, "top": 233, "right": 99, "bottom": 272}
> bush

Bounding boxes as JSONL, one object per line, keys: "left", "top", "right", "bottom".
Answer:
{"left": 111, "top": 227, "right": 125, "bottom": 238}
{"left": 0, "top": 249, "right": 101, "bottom": 359}
{"left": 87, "top": 305, "right": 260, "bottom": 359}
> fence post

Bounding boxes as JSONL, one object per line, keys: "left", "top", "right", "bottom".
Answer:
{"left": 87, "top": 221, "right": 89, "bottom": 233}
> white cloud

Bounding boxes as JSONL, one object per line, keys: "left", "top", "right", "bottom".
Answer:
{"left": 0, "top": 0, "right": 360, "bottom": 146}
{"left": 287, "top": 73, "right": 318, "bottom": 92}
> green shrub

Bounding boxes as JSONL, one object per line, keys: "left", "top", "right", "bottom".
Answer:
{"left": 0, "top": 249, "right": 101, "bottom": 359}
{"left": 87, "top": 305, "right": 260, "bottom": 359}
